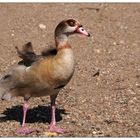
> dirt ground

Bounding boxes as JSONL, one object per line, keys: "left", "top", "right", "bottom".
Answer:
{"left": 0, "top": 3, "right": 139, "bottom": 137}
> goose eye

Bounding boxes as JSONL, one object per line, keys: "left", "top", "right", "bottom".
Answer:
{"left": 69, "top": 21, "right": 75, "bottom": 26}
{"left": 81, "top": 28, "right": 84, "bottom": 31}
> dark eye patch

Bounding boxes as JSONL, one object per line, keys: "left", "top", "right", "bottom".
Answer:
{"left": 66, "top": 19, "right": 76, "bottom": 27}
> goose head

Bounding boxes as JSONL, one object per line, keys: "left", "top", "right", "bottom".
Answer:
{"left": 55, "top": 19, "right": 90, "bottom": 46}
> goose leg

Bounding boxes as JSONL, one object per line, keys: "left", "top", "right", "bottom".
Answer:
{"left": 17, "top": 101, "right": 32, "bottom": 135}
{"left": 49, "top": 94, "right": 65, "bottom": 134}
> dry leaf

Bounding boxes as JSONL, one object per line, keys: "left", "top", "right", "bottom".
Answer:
{"left": 44, "top": 131, "right": 58, "bottom": 137}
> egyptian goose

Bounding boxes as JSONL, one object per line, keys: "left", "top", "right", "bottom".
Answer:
{"left": 0, "top": 19, "right": 90, "bottom": 135}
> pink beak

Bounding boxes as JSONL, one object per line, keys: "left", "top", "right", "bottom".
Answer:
{"left": 76, "top": 27, "right": 90, "bottom": 37}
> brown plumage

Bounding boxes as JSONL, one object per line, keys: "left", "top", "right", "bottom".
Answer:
{"left": 0, "top": 18, "right": 90, "bottom": 134}
{"left": 15, "top": 42, "right": 38, "bottom": 66}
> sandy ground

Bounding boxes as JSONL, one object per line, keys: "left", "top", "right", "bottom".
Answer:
{"left": 0, "top": 3, "right": 139, "bottom": 137}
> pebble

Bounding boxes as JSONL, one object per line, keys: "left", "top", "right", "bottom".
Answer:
{"left": 127, "top": 89, "right": 136, "bottom": 95}
{"left": 92, "top": 131, "right": 97, "bottom": 135}
{"left": 135, "top": 82, "right": 140, "bottom": 87}
{"left": 119, "top": 40, "right": 124, "bottom": 44}
{"left": 11, "top": 60, "right": 17, "bottom": 64}
{"left": 120, "top": 25, "right": 128, "bottom": 30}
{"left": 39, "top": 24, "right": 46, "bottom": 30}
{"left": 95, "top": 49, "right": 101, "bottom": 53}
{"left": 113, "top": 42, "right": 119, "bottom": 46}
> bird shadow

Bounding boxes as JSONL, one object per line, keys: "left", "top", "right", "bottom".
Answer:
{"left": 0, "top": 105, "right": 67, "bottom": 124}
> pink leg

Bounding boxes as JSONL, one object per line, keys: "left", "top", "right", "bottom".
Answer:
{"left": 49, "top": 95, "right": 66, "bottom": 134}
{"left": 17, "top": 101, "right": 32, "bottom": 135}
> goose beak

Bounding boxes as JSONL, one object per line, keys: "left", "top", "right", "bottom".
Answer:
{"left": 76, "top": 26, "right": 90, "bottom": 37}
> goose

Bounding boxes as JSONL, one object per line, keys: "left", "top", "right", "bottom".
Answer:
{"left": 0, "top": 18, "right": 90, "bottom": 135}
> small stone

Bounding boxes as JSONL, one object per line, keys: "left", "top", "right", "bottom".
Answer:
{"left": 135, "top": 82, "right": 139, "bottom": 87}
{"left": 12, "top": 60, "right": 17, "bottom": 63}
{"left": 39, "top": 24, "right": 46, "bottom": 30}
{"left": 92, "top": 131, "right": 97, "bottom": 134}
{"left": 119, "top": 40, "right": 124, "bottom": 44}
{"left": 127, "top": 89, "right": 136, "bottom": 95}
{"left": 113, "top": 42, "right": 117, "bottom": 45}
{"left": 95, "top": 49, "right": 100, "bottom": 53}
{"left": 66, "top": 121, "right": 70, "bottom": 124}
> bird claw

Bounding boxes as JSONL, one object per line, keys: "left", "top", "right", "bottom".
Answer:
{"left": 49, "top": 125, "right": 66, "bottom": 134}
{"left": 17, "top": 126, "right": 33, "bottom": 135}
